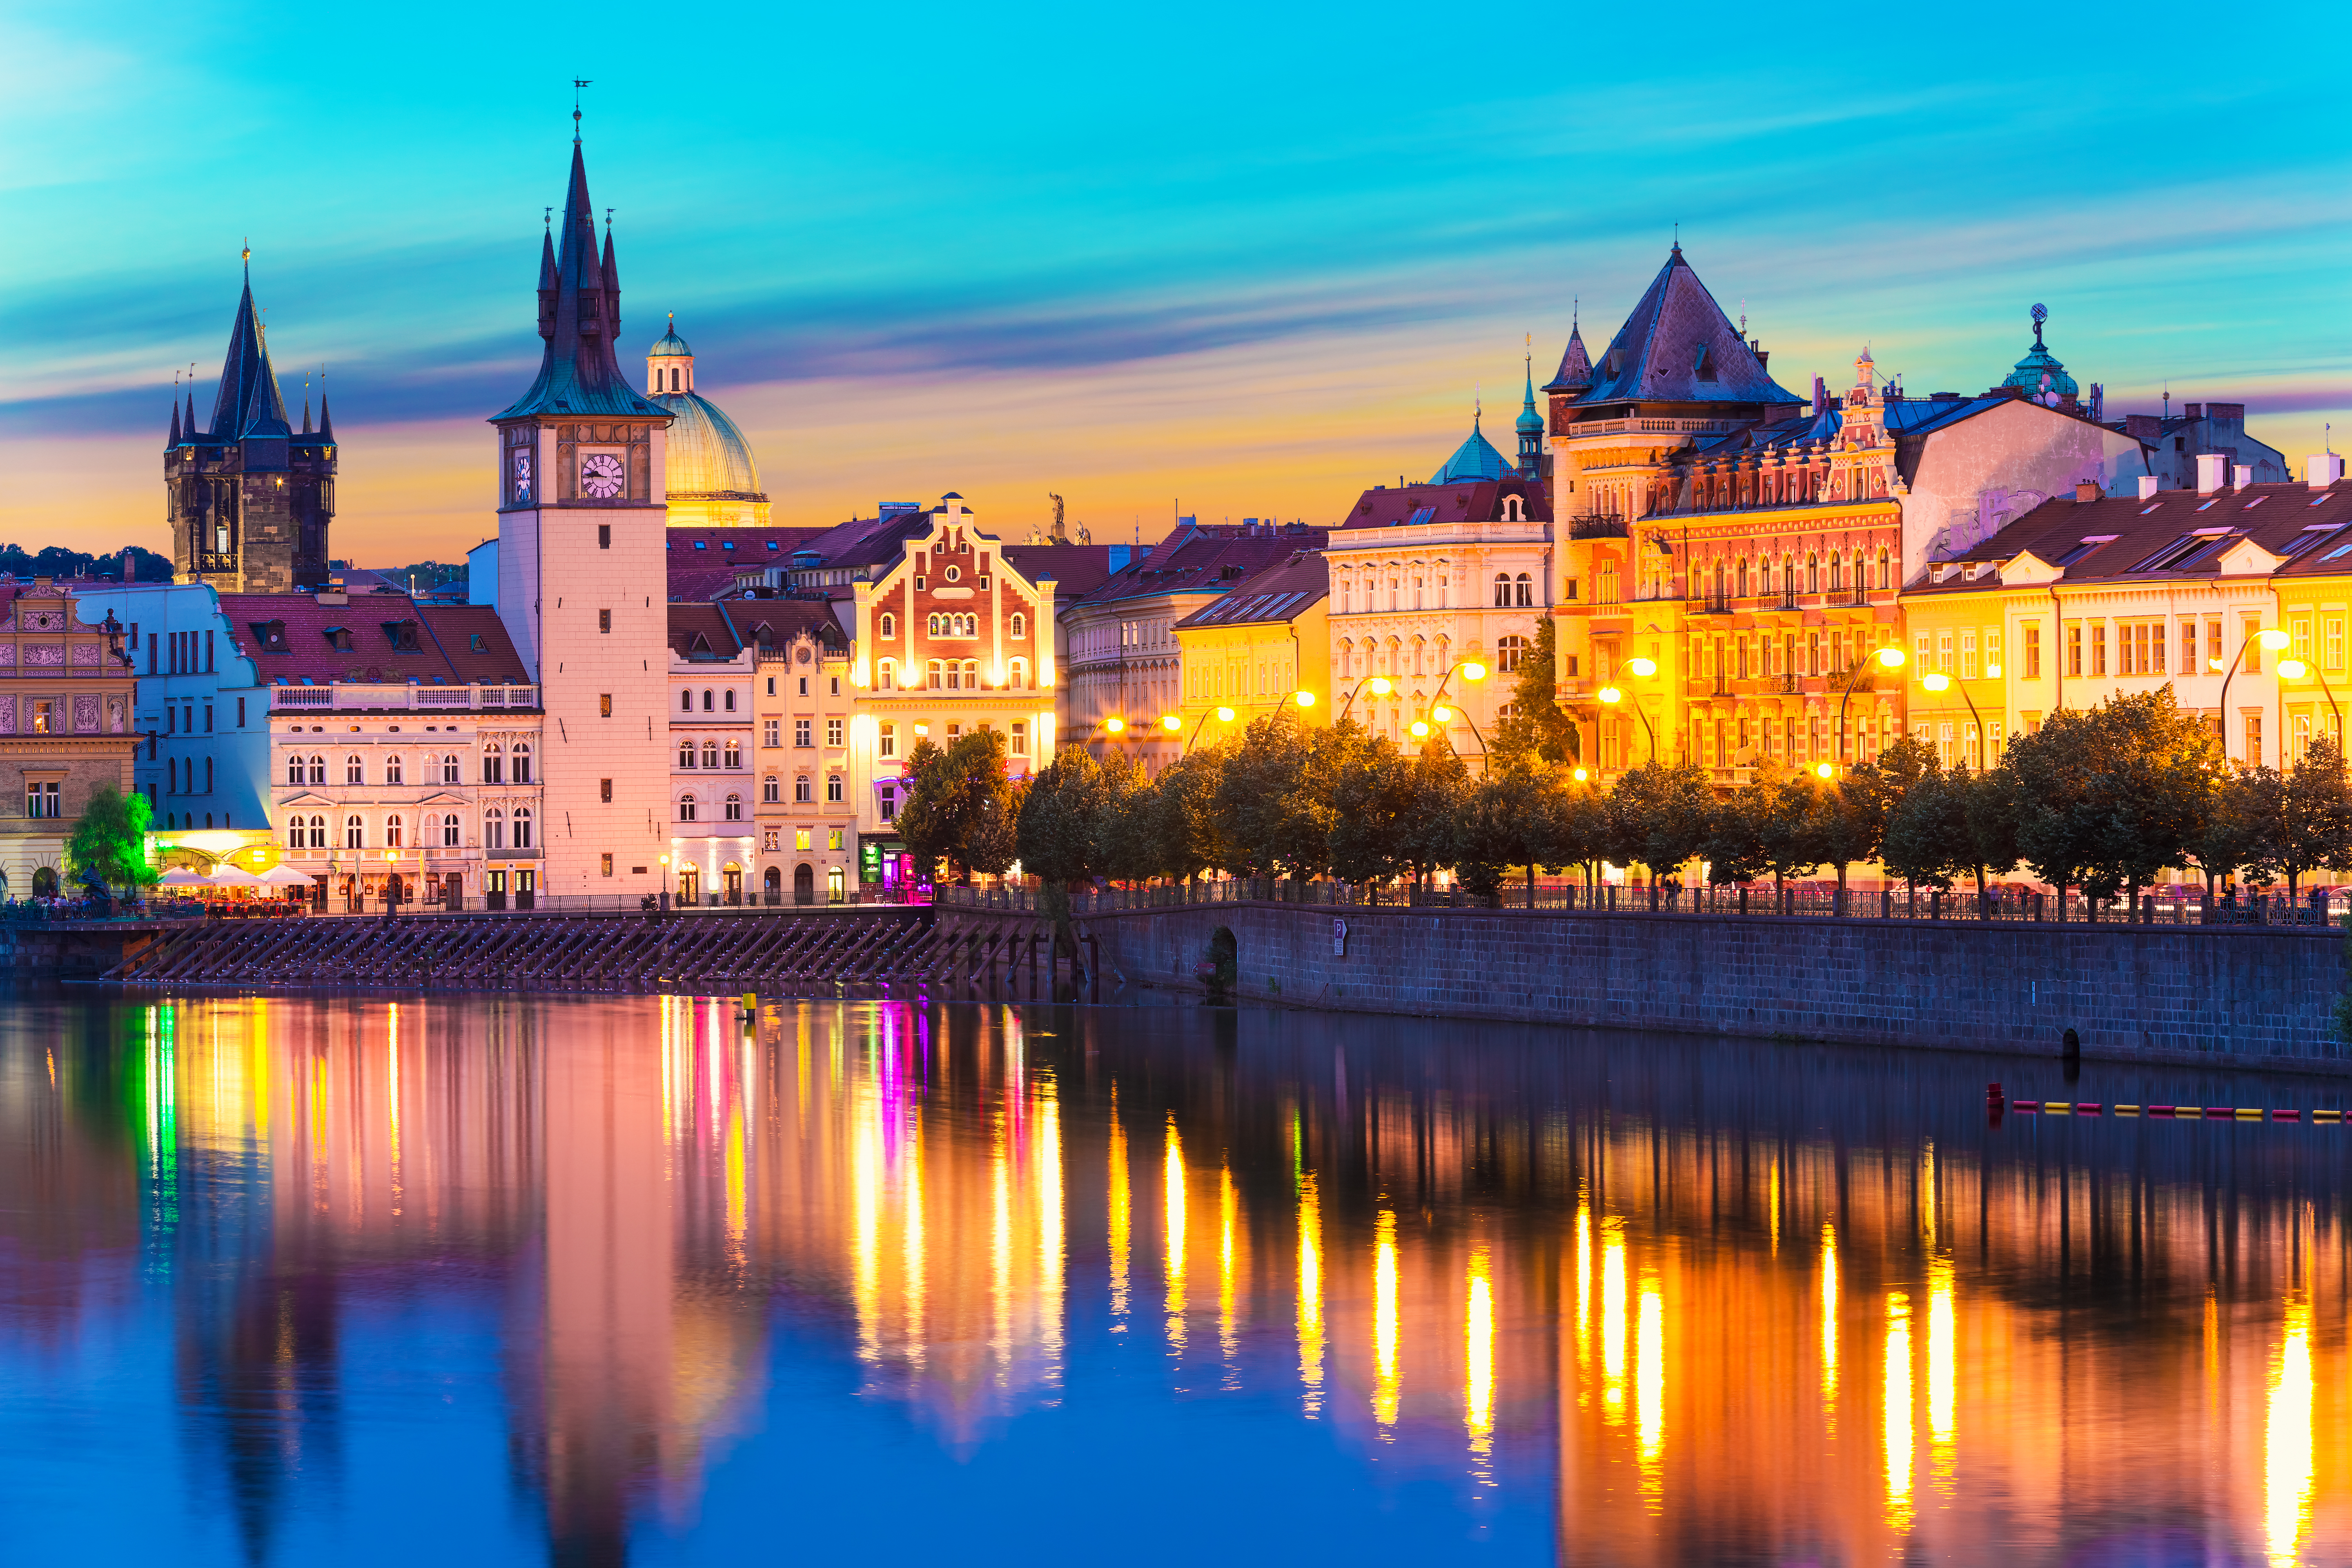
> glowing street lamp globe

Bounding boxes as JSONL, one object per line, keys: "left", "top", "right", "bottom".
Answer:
{"left": 1105, "top": 716, "right": 1126, "bottom": 734}
{"left": 2280, "top": 659, "right": 2310, "bottom": 679}
{"left": 1161, "top": 713, "right": 1183, "bottom": 732}
{"left": 1572, "top": 766, "right": 1590, "bottom": 782}
{"left": 1294, "top": 690, "right": 1316, "bottom": 708}
{"left": 1368, "top": 677, "right": 1393, "bottom": 696}
{"left": 1875, "top": 646, "right": 1907, "bottom": 669}
{"left": 1625, "top": 657, "right": 1657, "bottom": 678}
{"left": 1597, "top": 686, "right": 1624, "bottom": 705}
{"left": 1432, "top": 705, "right": 1453, "bottom": 722}
{"left": 2260, "top": 629, "right": 2292, "bottom": 652}
{"left": 1215, "top": 706, "right": 1236, "bottom": 722}
{"left": 1409, "top": 719, "right": 1430, "bottom": 738}
{"left": 1815, "top": 762, "right": 1835, "bottom": 780}
{"left": 1458, "top": 661, "right": 1488, "bottom": 682}
{"left": 1922, "top": 672, "right": 1952, "bottom": 692}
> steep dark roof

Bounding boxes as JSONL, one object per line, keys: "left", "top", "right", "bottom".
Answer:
{"left": 665, "top": 525, "right": 833, "bottom": 600}
{"left": 219, "top": 593, "right": 529, "bottom": 685}
{"left": 1339, "top": 477, "right": 1549, "bottom": 529}
{"left": 1904, "top": 480, "right": 2352, "bottom": 594}
{"left": 492, "top": 143, "right": 672, "bottom": 422}
{"left": 666, "top": 604, "right": 746, "bottom": 660}
{"left": 1566, "top": 247, "right": 1803, "bottom": 413}
{"left": 727, "top": 598, "right": 849, "bottom": 653}
{"left": 1542, "top": 321, "right": 1593, "bottom": 395}
{"left": 1171, "top": 552, "right": 1328, "bottom": 630}
{"left": 206, "top": 268, "right": 292, "bottom": 442}
{"left": 790, "top": 508, "right": 940, "bottom": 573}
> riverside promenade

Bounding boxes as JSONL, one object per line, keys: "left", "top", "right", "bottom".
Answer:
{"left": 940, "top": 886, "right": 2352, "bottom": 1074}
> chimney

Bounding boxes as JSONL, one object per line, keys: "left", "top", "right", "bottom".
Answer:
{"left": 2233, "top": 465, "right": 2253, "bottom": 490}
{"left": 2196, "top": 453, "right": 2227, "bottom": 494}
{"left": 2183, "top": 403, "right": 2203, "bottom": 421}
{"left": 2138, "top": 475, "right": 2161, "bottom": 501}
{"left": 2075, "top": 479, "right": 2103, "bottom": 503}
{"left": 2310, "top": 453, "right": 2346, "bottom": 489}
{"left": 1812, "top": 376, "right": 1827, "bottom": 417}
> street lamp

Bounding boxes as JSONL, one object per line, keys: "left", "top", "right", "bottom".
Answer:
{"left": 1294, "top": 690, "right": 1316, "bottom": 709}
{"left": 1179, "top": 704, "right": 1238, "bottom": 754}
{"left": 1417, "top": 658, "right": 1492, "bottom": 771}
{"left": 658, "top": 852, "right": 671, "bottom": 913}
{"left": 1829, "top": 645, "right": 1907, "bottom": 767}
{"left": 1336, "top": 673, "right": 1394, "bottom": 726}
{"left": 1920, "top": 669, "right": 1993, "bottom": 769}
{"left": 1160, "top": 713, "right": 1183, "bottom": 733}
{"left": 1105, "top": 715, "right": 1126, "bottom": 735}
{"left": 1596, "top": 684, "right": 1656, "bottom": 760}
{"left": 2216, "top": 628, "right": 2290, "bottom": 764}
{"left": 2279, "top": 657, "right": 2344, "bottom": 750}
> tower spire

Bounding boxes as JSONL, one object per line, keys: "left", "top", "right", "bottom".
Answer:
{"left": 169, "top": 375, "right": 182, "bottom": 445}
{"left": 208, "top": 256, "right": 291, "bottom": 441}
{"left": 493, "top": 136, "right": 670, "bottom": 421}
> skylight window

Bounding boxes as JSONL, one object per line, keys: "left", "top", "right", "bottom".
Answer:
{"left": 2321, "top": 536, "right": 2352, "bottom": 561}
{"left": 2243, "top": 495, "right": 2269, "bottom": 508}
{"left": 2140, "top": 504, "right": 2163, "bottom": 515}
{"left": 2127, "top": 535, "right": 2203, "bottom": 572}
{"left": 2054, "top": 538, "right": 2113, "bottom": 567}
{"left": 2313, "top": 494, "right": 2334, "bottom": 507}
{"left": 2279, "top": 526, "right": 2346, "bottom": 559}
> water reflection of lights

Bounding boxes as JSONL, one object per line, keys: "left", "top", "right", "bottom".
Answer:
{"left": 1373, "top": 1208, "right": 1399, "bottom": 1432}
{"left": 1884, "top": 1291, "right": 1913, "bottom": 1535}
{"left": 1296, "top": 1171, "right": 1323, "bottom": 1412}
{"left": 1108, "top": 1092, "right": 1131, "bottom": 1332}
{"left": 1820, "top": 1221, "right": 1840, "bottom": 1428}
{"left": 1220, "top": 1165, "right": 1239, "bottom": 1376}
{"left": 1928, "top": 1257, "right": 1956, "bottom": 1488}
{"left": 1164, "top": 1116, "right": 1187, "bottom": 1352}
{"left": 1601, "top": 1220, "right": 1628, "bottom": 1421}
{"left": 2266, "top": 1295, "right": 2314, "bottom": 1567}
{"left": 1636, "top": 1274, "right": 1664, "bottom": 1512}
{"left": 1572, "top": 1196, "right": 1591, "bottom": 1393}
{"left": 1467, "top": 1244, "right": 1494, "bottom": 1479}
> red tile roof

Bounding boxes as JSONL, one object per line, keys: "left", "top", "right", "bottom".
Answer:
{"left": 1172, "top": 552, "right": 1329, "bottom": 629}
{"left": 1339, "top": 477, "right": 1549, "bottom": 530}
{"left": 219, "top": 592, "right": 528, "bottom": 685}
{"left": 1072, "top": 528, "right": 1329, "bottom": 607}
{"left": 1904, "top": 480, "right": 2352, "bottom": 594}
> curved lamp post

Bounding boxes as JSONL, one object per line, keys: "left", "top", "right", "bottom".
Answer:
{"left": 1833, "top": 646, "right": 1908, "bottom": 768}
{"left": 1409, "top": 659, "right": 1490, "bottom": 767}
{"left": 2216, "top": 628, "right": 2290, "bottom": 764}
{"left": 1918, "top": 669, "right": 1990, "bottom": 769}
{"left": 1596, "top": 655, "right": 1658, "bottom": 765}
{"left": 1174, "top": 705, "right": 1238, "bottom": 754}
{"left": 2277, "top": 656, "right": 2345, "bottom": 755}
{"left": 1336, "top": 673, "right": 1395, "bottom": 726}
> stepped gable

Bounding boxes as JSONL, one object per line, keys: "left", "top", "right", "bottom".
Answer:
{"left": 1571, "top": 246, "right": 1803, "bottom": 412}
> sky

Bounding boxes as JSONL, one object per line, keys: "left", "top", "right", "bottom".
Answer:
{"left": 3, "top": 0, "right": 2345, "bottom": 564}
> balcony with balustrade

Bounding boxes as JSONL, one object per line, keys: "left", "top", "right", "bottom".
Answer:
{"left": 268, "top": 682, "right": 540, "bottom": 713}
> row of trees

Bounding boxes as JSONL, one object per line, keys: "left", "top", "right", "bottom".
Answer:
{"left": 898, "top": 685, "right": 2352, "bottom": 913}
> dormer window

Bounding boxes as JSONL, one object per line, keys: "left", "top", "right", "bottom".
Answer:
{"left": 1694, "top": 343, "right": 1715, "bottom": 382}
{"left": 382, "top": 620, "right": 421, "bottom": 652}
{"left": 249, "top": 620, "right": 288, "bottom": 652}
{"left": 325, "top": 626, "right": 352, "bottom": 651}
{"left": 469, "top": 633, "right": 486, "bottom": 652}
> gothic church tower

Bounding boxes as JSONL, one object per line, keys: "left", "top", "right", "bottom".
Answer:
{"left": 165, "top": 261, "right": 334, "bottom": 591}
{"left": 490, "top": 136, "right": 673, "bottom": 898}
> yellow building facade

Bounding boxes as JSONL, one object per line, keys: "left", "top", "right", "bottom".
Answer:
{"left": 1170, "top": 552, "right": 1330, "bottom": 752}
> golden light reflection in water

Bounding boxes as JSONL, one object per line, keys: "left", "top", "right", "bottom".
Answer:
{"left": 1220, "top": 1165, "right": 1239, "bottom": 1376}
{"left": 2266, "top": 1295, "right": 2314, "bottom": 1567}
{"left": 1884, "top": 1291, "right": 1914, "bottom": 1535}
{"left": 1372, "top": 1208, "right": 1399, "bottom": 1432}
{"left": 1928, "top": 1256, "right": 1956, "bottom": 1489}
{"left": 1466, "top": 1244, "right": 1494, "bottom": 1480}
{"left": 1573, "top": 1195, "right": 1591, "bottom": 1396}
{"left": 1107, "top": 1090, "right": 1130, "bottom": 1332}
{"left": 1163, "top": 1116, "right": 1187, "bottom": 1352}
{"left": 1821, "top": 1221, "right": 1840, "bottom": 1430}
{"left": 1636, "top": 1275, "right": 1664, "bottom": 1512}
{"left": 387, "top": 1004, "right": 403, "bottom": 1220}
{"left": 1601, "top": 1220, "right": 1628, "bottom": 1423}
{"left": 1296, "top": 1171, "right": 1323, "bottom": 1412}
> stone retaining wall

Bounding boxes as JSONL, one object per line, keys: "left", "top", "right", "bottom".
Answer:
{"left": 1071, "top": 902, "right": 2352, "bottom": 1073}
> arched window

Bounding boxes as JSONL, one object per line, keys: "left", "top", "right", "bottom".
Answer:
{"left": 441, "top": 813, "right": 460, "bottom": 848}
{"left": 879, "top": 613, "right": 896, "bottom": 639}
{"left": 483, "top": 743, "right": 504, "bottom": 784}
{"left": 679, "top": 738, "right": 697, "bottom": 768}
{"left": 1781, "top": 559, "right": 1795, "bottom": 599}
{"left": 285, "top": 753, "right": 304, "bottom": 786}
{"left": 285, "top": 816, "right": 305, "bottom": 848}
{"left": 1878, "top": 549, "right": 1892, "bottom": 590}
{"left": 827, "top": 774, "right": 844, "bottom": 803}
{"left": 345, "top": 814, "right": 365, "bottom": 849}
{"left": 1503, "top": 495, "right": 1525, "bottom": 521}
{"left": 443, "top": 753, "right": 461, "bottom": 784}
{"left": 680, "top": 689, "right": 693, "bottom": 713}
{"left": 385, "top": 815, "right": 403, "bottom": 849}
{"left": 1805, "top": 554, "right": 1820, "bottom": 593}
{"left": 512, "top": 808, "right": 532, "bottom": 849}
{"left": 724, "top": 793, "right": 743, "bottom": 821}
{"left": 1009, "top": 657, "right": 1030, "bottom": 688}
{"left": 346, "top": 754, "right": 365, "bottom": 785}
{"left": 724, "top": 739, "right": 742, "bottom": 768}
{"left": 724, "top": 689, "right": 736, "bottom": 712}
{"left": 1010, "top": 612, "right": 1027, "bottom": 639}
{"left": 385, "top": 753, "right": 404, "bottom": 786}
{"left": 1493, "top": 573, "right": 1511, "bottom": 608}
{"left": 677, "top": 795, "right": 696, "bottom": 822}
{"left": 879, "top": 659, "right": 898, "bottom": 690}
{"left": 963, "top": 660, "right": 980, "bottom": 688}
{"left": 795, "top": 775, "right": 813, "bottom": 803}
{"left": 485, "top": 807, "right": 505, "bottom": 849}
{"left": 927, "top": 613, "right": 942, "bottom": 636}
{"left": 1515, "top": 572, "right": 1533, "bottom": 608}
{"left": 702, "top": 740, "right": 720, "bottom": 770}
{"left": 1828, "top": 553, "right": 1843, "bottom": 592}
{"left": 308, "top": 815, "right": 327, "bottom": 849}
{"left": 308, "top": 754, "right": 325, "bottom": 785}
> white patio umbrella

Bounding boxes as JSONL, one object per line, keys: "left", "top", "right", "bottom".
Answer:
{"left": 156, "top": 867, "right": 211, "bottom": 887}
{"left": 208, "top": 864, "right": 265, "bottom": 888}
{"left": 255, "top": 863, "right": 316, "bottom": 888}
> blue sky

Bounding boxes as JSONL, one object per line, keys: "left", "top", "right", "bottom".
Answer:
{"left": 3, "top": 0, "right": 2344, "bottom": 559}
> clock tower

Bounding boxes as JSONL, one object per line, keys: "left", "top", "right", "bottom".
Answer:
{"left": 490, "top": 136, "right": 673, "bottom": 899}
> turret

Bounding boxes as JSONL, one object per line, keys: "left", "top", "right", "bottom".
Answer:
{"left": 1515, "top": 355, "right": 1544, "bottom": 479}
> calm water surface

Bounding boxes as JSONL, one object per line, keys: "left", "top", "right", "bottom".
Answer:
{"left": 2, "top": 990, "right": 2348, "bottom": 1565}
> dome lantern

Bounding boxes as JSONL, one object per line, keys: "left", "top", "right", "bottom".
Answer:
{"left": 648, "top": 312, "right": 693, "bottom": 396}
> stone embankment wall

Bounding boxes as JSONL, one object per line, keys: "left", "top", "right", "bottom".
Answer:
{"left": 1071, "top": 902, "right": 2352, "bottom": 1073}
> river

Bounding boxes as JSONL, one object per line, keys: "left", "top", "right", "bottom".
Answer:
{"left": 0, "top": 990, "right": 2345, "bottom": 1564}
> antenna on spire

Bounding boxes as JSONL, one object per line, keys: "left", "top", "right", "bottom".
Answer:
{"left": 544, "top": 205, "right": 552, "bottom": 229}
{"left": 572, "top": 79, "right": 592, "bottom": 141}
{"left": 1739, "top": 298, "right": 1747, "bottom": 335}
{"left": 241, "top": 238, "right": 251, "bottom": 274}
{"left": 604, "top": 206, "right": 613, "bottom": 232}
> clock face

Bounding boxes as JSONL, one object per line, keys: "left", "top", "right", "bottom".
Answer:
{"left": 580, "top": 452, "right": 626, "bottom": 499}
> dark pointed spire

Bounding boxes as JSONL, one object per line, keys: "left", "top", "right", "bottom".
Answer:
{"left": 537, "top": 223, "right": 558, "bottom": 340}
{"left": 318, "top": 392, "right": 333, "bottom": 441}
{"left": 494, "top": 140, "right": 670, "bottom": 422}
{"left": 169, "top": 393, "right": 182, "bottom": 446}
{"left": 600, "top": 217, "right": 619, "bottom": 333}
{"left": 301, "top": 376, "right": 313, "bottom": 434}
{"left": 186, "top": 389, "right": 198, "bottom": 437}
{"left": 207, "top": 268, "right": 292, "bottom": 441}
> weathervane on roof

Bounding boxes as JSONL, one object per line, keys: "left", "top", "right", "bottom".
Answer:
{"left": 572, "top": 78, "right": 592, "bottom": 141}
{"left": 241, "top": 237, "right": 251, "bottom": 273}
{"left": 2030, "top": 302, "right": 2048, "bottom": 348}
